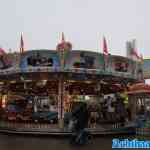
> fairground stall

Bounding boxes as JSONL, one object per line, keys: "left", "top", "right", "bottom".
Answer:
{"left": 127, "top": 83, "right": 150, "bottom": 136}
{"left": 127, "top": 83, "right": 150, "bottom": 120}
{"left": 0, "top": 39, "right": 143, "bottom": 133}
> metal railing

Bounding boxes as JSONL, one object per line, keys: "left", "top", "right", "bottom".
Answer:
{"left": 0, "top": 66, "right": 136, "bottom": 80}
{"left": 0, "top": 121, "right": 59, "bottom": 130}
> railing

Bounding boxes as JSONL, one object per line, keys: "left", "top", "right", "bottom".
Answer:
{"left": 21, "top": 66, "right": 60, "bottom": 73}
{"left": 0, "top": 121, "right": 125, "bottom": 131}
{"left": 0, "top": 67, "right": 61, "bottom": 75}
{"left": 0, "top": 121, "right": 59, "bottom": 130}
{"left": 64, "top": 68, "right": 100, "bottom": 74}
{"left": 0, "top": 68, "right": 20, "bottom": 75}
{"left": 0, "top": 66, "right": 137, "bottom": 80}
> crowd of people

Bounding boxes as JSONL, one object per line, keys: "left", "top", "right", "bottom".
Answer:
{"left": 64, "top": 93, "right": 131, "bottom": 132}
{"left": 102, "top": 95, "right": 129, "bottom": 122}
{"left": 137, "top": 103, "right": 150, "bottom": 120}
{"left": 67, "top": 94, "right": 130, "bottom": 145}
{"left": 98, "top": 95, "right": 130, "bottom": 123}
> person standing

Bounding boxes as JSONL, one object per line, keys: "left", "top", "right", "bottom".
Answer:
{"left": 70, "top": 102, "right": 89, "bottom": 145}
{"left": 72, "top": 102, "right": 89, "bottom": 131}
{"left": 145, "top": 105, "right": 150, "bottom": 120}
{"left": 107, "top": 102, "right": 115, "bottom": 121}
{"left": 88, "top": 100, "right": 99, "bottom": 128}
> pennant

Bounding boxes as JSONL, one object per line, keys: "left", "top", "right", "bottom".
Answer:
{"left": 131, "top": 39, "right": 140, "bottom": 60}
{"left": 103, "top": 36, "right": 109, "bottom": 69}
{"left": 20, "top": 33, "right": 24, "bottom": 53}
{"left": 139, "top": 54, "right": 144, "bottom": 63}
{"left": 61, "top": 32, "right": 65, "bottom": 43}
{"left": 131, "top": 48, "right": 140, "bottom": 59}
{"left": 103, "top": 36, "right": 108, "bottom": 56}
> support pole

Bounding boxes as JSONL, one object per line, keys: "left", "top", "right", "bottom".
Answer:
{"left": 58, "top": 77, "right": 64, "bottom": 129}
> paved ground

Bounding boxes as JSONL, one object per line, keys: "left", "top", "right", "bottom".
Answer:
{"left": 0, "top": 134, "right": 111, "bottom": 150}
{"left": 0, "top": 134, "right": 147, "bottom": 150}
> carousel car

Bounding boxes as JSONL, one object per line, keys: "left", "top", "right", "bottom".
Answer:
{"left": 6, "top": 104, "right": 23, "bottom": 121}
{"left": 16, "top": 105, "right": 33, "bottom": 122}
{"left": 32, "top": 111, "right": 58, "bottom": 123}
{"left": 16, "top": 112, "right": 32, "bottom": 122}
{"left": 7, "top": 112, "right": 17, "bottom": 121}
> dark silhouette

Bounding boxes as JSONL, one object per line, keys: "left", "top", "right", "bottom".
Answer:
{"left": 70, "top": 102, "right": 90, "bottom": 145}
{"left": 72, "top": 102, "right": 89, "bottom": 131}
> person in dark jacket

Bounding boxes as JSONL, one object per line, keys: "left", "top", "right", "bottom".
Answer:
{"left": 72, "top": 102, "right": 89, "bottom": 132}
{"left": 70, "top": 102, "right": 90, "bottom": 145}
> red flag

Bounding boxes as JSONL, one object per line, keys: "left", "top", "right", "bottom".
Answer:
{"left": 139, "top": 54, "right": 143, "bottom": 62}
{"left": 131, "top": 48, "right": 140, "bottom": 59}
{"left": 20, "top": 33, "right": 24, "bottom": 53}
{"left": 61, "top": 32, "right": 65, "bottom": 43}
{"left": 131, "top": 39, "right": 140, "bottom": 60}
{"left": 102, "top": 36, "right": 109, "bottom": 69}
{"left": 103, "top": 36, "right": 108, "bottom": 55}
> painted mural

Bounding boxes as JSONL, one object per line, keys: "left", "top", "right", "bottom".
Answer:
{"left": 0, "top": 55, "right": 12, "bottom": 70}
{"left": 111, "top": 56, "right": 129, "bottom": 73}
{"left": 0, "top": 53, "right": 19, "bottom": 73}
{"left": 0, "top": 49, "right": 141, "bottom": 81}
{"left": 143, "top": 59, "right": 150, "bottom": 79}
{"left": 64, "top": 51, "right": 104, "bottom": 71}
{"left": 110, "top": 56, "right": 135, "bottom": 74}
{"left": 20, "top": 50, "right": 60, "bottom": 72}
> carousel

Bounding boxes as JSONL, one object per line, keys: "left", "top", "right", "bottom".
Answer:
{"left": 0, "top": 35, "right": 143, "bottom": 135}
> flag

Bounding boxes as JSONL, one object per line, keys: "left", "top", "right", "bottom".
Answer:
{"left": 103, "top": 36, "right": 108, "bottom": 56}
{"left": 59, "top": 32, "right": 67, "bottom": 69}
{"left": 103, "top": 36, "right": 109, "bottom": 69}
{"left": 131, "top": 48, "right": 140, "bottom": 59}
{"left": 139, "top": 54, "right": 144, "bottom": 63}
{"left": 61, "top": 32, "right": 65, "bottom": 43}
{"left": 20, "top": 33, "right": 24, "bottom": 53}
{"left": 131, "top": 39, "right": 140, "bottom": 60}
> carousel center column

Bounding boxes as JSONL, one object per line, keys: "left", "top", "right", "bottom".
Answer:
{"left": 58, "top": 46, "right": 65, "bottom": 129}
{"left": 56, "top": 33, "right": 72, "bottom": 129}
{"left": 58, "top": 75, "right": 65, "bottom": 129}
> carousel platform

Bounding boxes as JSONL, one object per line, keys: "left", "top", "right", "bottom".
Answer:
{"left": 0, "top": 122, "right": 135, "bottom": 136}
